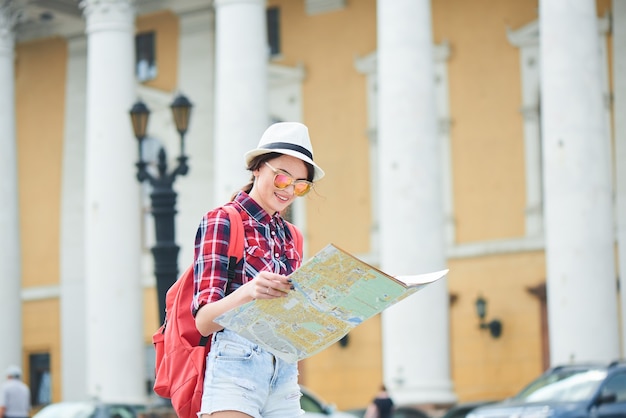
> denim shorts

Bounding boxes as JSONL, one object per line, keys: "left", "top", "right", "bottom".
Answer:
{"left": 198, "top": 329, "right": 304, "bottom": 418}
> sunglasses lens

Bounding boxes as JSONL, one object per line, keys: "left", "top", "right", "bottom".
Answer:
{"left": 293, "top": 183, "right": 311, "bottom": 196}
{"left": 273, "top": 173, "right": 292, "bottom": 189}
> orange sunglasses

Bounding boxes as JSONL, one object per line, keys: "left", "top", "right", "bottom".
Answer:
{"left": 265, "top": 162, "right": 314, "bottom": 196}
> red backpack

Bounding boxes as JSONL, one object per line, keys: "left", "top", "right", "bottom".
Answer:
{"left": 152, "top": 204, "right": 303, "bottom": 418}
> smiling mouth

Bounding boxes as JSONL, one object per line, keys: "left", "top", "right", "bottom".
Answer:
{"left": 275, "top": 192, "right": 289, "bottom": 202}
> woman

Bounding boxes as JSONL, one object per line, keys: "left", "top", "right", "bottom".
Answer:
{"left": 192, "top": 122, "right": 325, "bottom": 417}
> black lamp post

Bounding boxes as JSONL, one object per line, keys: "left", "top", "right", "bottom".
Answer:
{"left": 129, "top": 94, "right": 193, "bottom": 325}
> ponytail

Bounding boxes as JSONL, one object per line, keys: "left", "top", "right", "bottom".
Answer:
{"left": 231, "top": 177, "right": 255, "bottom": 201}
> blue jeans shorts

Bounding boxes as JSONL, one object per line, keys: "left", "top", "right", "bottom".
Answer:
{"left": 198, "top": 329, "right": 304, "bottom": 418}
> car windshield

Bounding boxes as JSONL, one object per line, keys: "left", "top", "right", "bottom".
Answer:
{"left": 513, "top": 369, "right": 607, "bottom": 403}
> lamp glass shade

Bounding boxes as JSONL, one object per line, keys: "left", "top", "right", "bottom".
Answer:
{"left": 171, "top": 94, "right": 192, "bottom": 135}
{"left": 475, "top": 296, "right": 487, "bottom": 320}
{"left": 130, "top": 101, "right": 150, "bottom": 139}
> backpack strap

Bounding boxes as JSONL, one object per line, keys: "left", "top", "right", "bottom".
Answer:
{"left": 285, "top": 222, "right": 303, "bottom": 258}
{"left": 221, "top": 205, "right": 244, "bottom": 286}
{"left": 222, "top": 205, "right": 303, "bottom": 269}
{"left": 198, "top": 205, "right": 243, "bottom": 347}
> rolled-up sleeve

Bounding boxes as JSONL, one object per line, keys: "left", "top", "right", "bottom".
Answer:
{"left": 192, "top": 208, "right": 231, "bottom": 316}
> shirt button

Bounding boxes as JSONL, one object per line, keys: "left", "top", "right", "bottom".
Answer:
{"left": 271, "top": 231, "right": 276, "bottom": 236}
{"left": 275, "top": 253, "right": 279, "bottom": 258}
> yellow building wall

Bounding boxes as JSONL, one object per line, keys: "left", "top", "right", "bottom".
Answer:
{"left": 432, "top": 0, "right": 536, "bottom": 243}
{"left": 303, "top": 316, "right": 383, "bottom": 410}
{"left": 16, "top": 37, "right": 67, "bottom": 289}
{"left": 432, "top": 0, "right": 551, "bottom": 404}
{"left": 136, "top": 11, "right": 179, "bottom": 93}
{"left": 597, "top": 0, "right": 613, "bottom": 19}
{"left": 23, "top": 299, "right": 61, "bottom": 405}
{"left": 15, "top": 37, "right": 66, "bottom": 403}
{"left": 448, "top": 251, "right": 546, "bottom": 401}
{"left": 269, "top": 0, "right": 376, "bottom": 257}
{"left": 268, "top": 0, "right": 382, "bottom": 409}
{"left": 144, "top": 287, "right": 160, "bottom": 344}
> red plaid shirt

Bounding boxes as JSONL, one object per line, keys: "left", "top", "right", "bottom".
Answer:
{"left": 192, "top": 191, "right": 302, "bottom": 316}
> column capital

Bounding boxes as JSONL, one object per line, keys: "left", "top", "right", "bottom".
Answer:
{"left": 0, "top": 1, "right": 21, "bottom": 52}
{"left": 79, "top": 0, "right": 134, "bottom": 34}
{"left": 214, "top": 0, "right": 265, "bottom": 7}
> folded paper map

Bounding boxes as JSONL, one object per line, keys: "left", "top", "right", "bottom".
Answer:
{"left": 214, "top": 243, "right": 448, "bottom": 362}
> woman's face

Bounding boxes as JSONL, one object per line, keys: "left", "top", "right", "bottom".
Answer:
{"left": 249, "top": 154, "right": 308, "bottom": 215}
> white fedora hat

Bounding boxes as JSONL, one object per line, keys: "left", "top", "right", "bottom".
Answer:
{"left": 244, "top": 122, "right": 325, "bottom": 181}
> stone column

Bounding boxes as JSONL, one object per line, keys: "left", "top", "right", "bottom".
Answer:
{"left": 59, "top": 36, "right": 88, "bottom": 401}
{"left": 0, "top": 0, "right": 22, "bottom": 374}
{"left": 377, "top": 0, "right": 455, "bottom": 405}
{"left": 613, "top": 0, "right": 626, "bottom": 356}
{"left": 213, "top": 0, "right": 268, "bottom": 205}
{"left": 539, "top": 0, "right": 619, "bottom": 364}
{"left": 81, "top": 0, "right": 145, "bottom": 402}
{"left": 175, "top": 6, "right": 216, "bottom": 261}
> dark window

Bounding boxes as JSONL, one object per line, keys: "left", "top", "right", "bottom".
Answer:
{"left": 29, "top": 353, "right": 51, "bottom": 406}
{"left": 135, "top": 32, "right": 157, "bottom": 82}
{"left": 267, "top": 7, "right": 280, "bottom": 57}
{"left": 601, "top": 372, "right": 626, "bottom": 402}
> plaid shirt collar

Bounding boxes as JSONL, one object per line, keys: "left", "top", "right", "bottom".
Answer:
{"left": 233, "top": 191, "right": 282, "bottom": 225}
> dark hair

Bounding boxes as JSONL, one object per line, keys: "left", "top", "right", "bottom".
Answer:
{"left": 232, "top": 152, "right": 315, "bottom": 199}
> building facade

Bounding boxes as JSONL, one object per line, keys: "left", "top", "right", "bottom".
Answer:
{"left": 0, "top": 0, "right": 624, "bottom": 412}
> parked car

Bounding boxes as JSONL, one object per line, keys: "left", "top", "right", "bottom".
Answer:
{"left": 466, "top": 361, "right": 626, "bottom": 418}
{"left": 32, "top": 401, "right": 146, "bottom": 418}
{"left": 439, "top": 401, "right": 496, "bottom": 418}
{"left": 301, "top": 386, "right": 356, "bottom": 417}
{"left": 346, "top": 406, "right": 430, "bottom": 418}
{"left": 32, "top": 387, "right": 382, "bottom": 418}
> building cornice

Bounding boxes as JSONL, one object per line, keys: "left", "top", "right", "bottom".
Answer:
{"left": 507, "top": 11, "right": 611, "bottom": 47}
{"left": 0, "top": 1, "right": 20, "bottom": 50}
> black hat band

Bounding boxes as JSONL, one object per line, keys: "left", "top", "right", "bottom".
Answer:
{"left": 261, "top": 142, "right": 313, "bottom": 160}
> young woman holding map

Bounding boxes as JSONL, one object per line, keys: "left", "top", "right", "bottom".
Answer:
{"left": 192, "top": 121, "right": 325, "bottom": 417}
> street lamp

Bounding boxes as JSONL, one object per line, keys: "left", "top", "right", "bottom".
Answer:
{"left": 129, "top": 94, "right": 193, "bottom": 325}
{"left": 475, "top": 295, "right": 503, "bottom": 339}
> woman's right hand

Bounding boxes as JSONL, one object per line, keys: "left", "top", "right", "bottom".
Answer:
{"left": 243, "top": 271, "right": 295, "bottom": 300}
{"left": 196, "top": 271, "right": 295, "bottom": 336}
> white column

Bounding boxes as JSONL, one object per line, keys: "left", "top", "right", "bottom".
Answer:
{"left": 0, "top": 1, "right": 22, "bottom": 374}
{"left": 81, "top": 0, "right": 145, "bottom": 403}
{"left": 176, "top": 7, "right": 216, "bottom": 261}
{"left": 60, "top": 36, "right": 88, "bottom": 401}
{"left": 213, "top": 0, "right": 268, "bottom": 204}
{"left": 377, "top": 0, "right": 454, "bottom": 405}
{"left": 613, "top": 0, "right": 626, "bottom": 356}
{"left": 539, "top": 0, "right": 619, "bottom": 364}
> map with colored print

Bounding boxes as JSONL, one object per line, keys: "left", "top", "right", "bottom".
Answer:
{"left": 214, "top": 244, "right": 448, "bottom": 362}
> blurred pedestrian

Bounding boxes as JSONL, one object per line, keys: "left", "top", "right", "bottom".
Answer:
{"left": 364, "top": 384, "right": 394, "bottom": 418}
{"left": 0, "top": 365, "right": 31, "bottom": 418}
